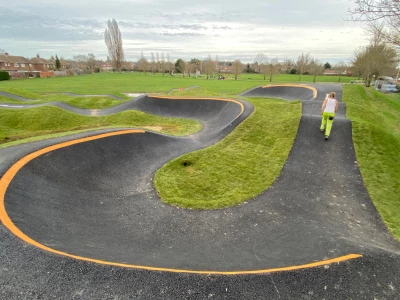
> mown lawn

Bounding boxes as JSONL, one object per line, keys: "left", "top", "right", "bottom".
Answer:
{"left": 0, "top": 72, "right": 353, "bottom": 96}
{"left": 1, "top": 74, "right": 398, "bottom": 240}
{"left": 343, "top": 85, "right": 400, "bottom": 240}
{"left": 0, "top": 87, "right": 128, "bottom": 109}
{"left": 0, "top": 94, "right": 126, "bottom": 109}
{"left": 0, "top": 106, "right": 201, "bottom": 148}
{"left": 154, "top": 91, "right": 302, "bottom": 209}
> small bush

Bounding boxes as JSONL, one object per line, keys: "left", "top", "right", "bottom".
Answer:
{"left": 0, "top": 71, "right": 10, "bottom": 81}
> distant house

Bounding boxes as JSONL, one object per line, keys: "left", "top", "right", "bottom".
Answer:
{"left": 219, "top": 66, "right": 233, "bottom": 73}
{"left": 48, "top": 57, "right": 71, "bottom": 70}
{"left": 323, "top": 68, "right": 352, "bottom": 76}
{"left": 29, "top": 54, "right": 55, "bottom": 71}
{"left": 101, "top": 63, "right": 113, "bottom": 71}
{"left": 0, "top": 53, "right": 32, "bottom": 72}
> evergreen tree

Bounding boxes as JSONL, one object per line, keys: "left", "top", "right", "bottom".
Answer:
{"left": 324, "top": 62, "right": 331, "bottom": 69}
{"left": 55, "top": 54, "right": 61, "bottom": 70}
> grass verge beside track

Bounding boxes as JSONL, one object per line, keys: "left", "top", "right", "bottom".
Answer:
{"left": 0, "top": 106, "right": 201, "bottom": 147}
{"left": 0, "top": 92, "right": 128, "bottom": 109}
{"left": 343, "top": 85, "right": 400, "bottom": 240}
{"left": 0, "top": 87, "right": 42, "bottom": 99}
{"left": 154, "top": 96, "right": 301, "bottom": 209}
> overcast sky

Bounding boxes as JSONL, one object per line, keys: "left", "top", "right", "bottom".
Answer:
{"left": 0, "top": 0, "right": 369, "bottom": 64}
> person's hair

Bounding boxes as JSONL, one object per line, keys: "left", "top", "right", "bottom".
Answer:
{"left": 329, "top": 92, "right": 336, "bottom": 98}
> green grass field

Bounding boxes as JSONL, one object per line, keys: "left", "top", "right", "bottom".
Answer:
{"left": 343, "top": 85, "right": 400, "bottom": 240}
{"left": 154, "top": 97, "right": 301, "bottom": 209}
{"left": 0, "top": 73, "right": 398, "bottom": 240}
{"left": 0, "top": 106, "right": 201, "bottom": 147}
{"left": 0, "top": 72, "right": 353, "bottom": 97}
{"left": 0, "top": 94, "right": 127, "bottom": 109}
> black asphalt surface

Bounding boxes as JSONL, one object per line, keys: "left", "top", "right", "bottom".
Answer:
{"left": 240, "top": 85, "right": 315, "bottom": 100}
{"left": 1, "top": 84, "right": 400, "bottom": 299}
{"left": 0, "top": 90, "right": 35, "bottom": 102}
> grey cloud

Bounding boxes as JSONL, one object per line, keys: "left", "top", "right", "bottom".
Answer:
{"left": 119, "top": 21, "right": 233, "bottom": 32}
{"left": 119, "top": 21, "right": 208, "bottom": 31}
{"left": 161, "top": 33, "right": 205, "bottom": 37}
{"left": 1, "top": 1, "right": 364, "bottom": 64}
{"left": 0, "top": 8, "right": 104, "bottom": 41}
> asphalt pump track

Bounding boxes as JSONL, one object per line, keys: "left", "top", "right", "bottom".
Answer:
{"left": 0, "top": 84, "right": 399, "bottom": 299}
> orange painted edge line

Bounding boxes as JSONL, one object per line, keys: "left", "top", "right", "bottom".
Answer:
{"left": 261, "top": 84, "right": 317, "bottom": 99}
{"left": 0, "top": 130, "right": 144, "bottom": 256}
{"left": 0, "top": 130, "right": 362, "bottom": 275}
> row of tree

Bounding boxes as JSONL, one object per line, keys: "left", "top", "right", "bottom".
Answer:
{"left": 101, "top": 1, "right": 400, "bottom": 84}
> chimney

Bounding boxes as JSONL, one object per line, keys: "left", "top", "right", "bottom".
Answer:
{"left": 37, "top": 54, "right": 40, "bottom": 58}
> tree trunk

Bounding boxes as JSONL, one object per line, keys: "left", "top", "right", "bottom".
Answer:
{"left": 264, "top": 74, "right": 266, "bottom": 80}
{"left": 365, "top": 74, "right": 371, "bottom": 87}
{"left": 269, "top": 73, "right": 272, "bottom": 82}
{"left": 313, "top": 75, "right": 316, "bottom": 83}
{"left": 235, "top": 74, "right": 237, "bottom": 80}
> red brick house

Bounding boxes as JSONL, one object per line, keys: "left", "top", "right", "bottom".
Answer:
{"left": 30, "top": 54, "right": 54, "bottom": 71}
{"left": 0, "top": 53, "right": 32, "bottom": 71}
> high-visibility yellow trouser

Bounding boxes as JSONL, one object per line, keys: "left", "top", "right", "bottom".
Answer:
{"left": 320, "top": 112, "right": 335, "bottom": 137}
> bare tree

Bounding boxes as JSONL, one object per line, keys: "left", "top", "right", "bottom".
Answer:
{"left": 160, "top": 53, "right": 166, "bottom": 76}
{"left": 156, "top": 52, "right": 160, "bottom": 72}
{"left": 184, "top": 60, "right": 193, "bottom": 77}
{"left": 333, "top": 61, "right": 350, "bottom": 82}
{"left": 215, "top": 55, "right": 220, "bottom": 73}
{"left": 104, "top": 19, "right": 125, "bottom": 72}
{"left": 71, "top": 54, "right": 88, "bottom": 73}
{"left": 87, "top": 53, "right": 96, "bottom": 72}
{"left": 231, "top": 59, "right": 243, "bottom": 80}
{"left": 351, "top": 32, "right": 398, "bottom": 86}
{"left": 137, "top": 52, "right": 149, "bottom": 75}
{"left": 296, "top": 52, "right": 312, "bottom": 81}
{"left": 260, "top": 62, "right": 268, "bottom": 80}
{"left": 189, "top": 58, "right": 200, "bottom": 77}
{"left": 150, "top": 52, "right": 156, "bottom": 74}
{"left": 166, "top": 54, "right": 173, "bottom": 75}
{"left": 265, "top": 58, "right": 281, "bottom": 82}
{"left": 254, "top": 54, "right": 267, "bottom": 73}
{"left": 352, "top": 47, "right": 369, "bottom": 79}
{"left": 348, "top": 0, "right": 400, "bottom": 47}
{"left": 282, "top": 57, "right": 295, "bottom": 74}
{"left": 308, "top": 59, "right": 325, "bottom": 83}
{"left": 204, "top": 54, "right": 215, "bottom": 79}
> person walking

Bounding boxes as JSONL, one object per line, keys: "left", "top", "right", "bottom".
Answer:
{"left": 320, "top": 92, "right": 339, "bottom": 140}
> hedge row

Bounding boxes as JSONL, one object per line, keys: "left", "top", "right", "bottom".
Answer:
{"left": 0, "top": 71, "right": 10, "bottom": 81}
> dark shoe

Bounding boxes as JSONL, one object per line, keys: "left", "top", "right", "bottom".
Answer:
{"left": 324, "top": 136, "right": 329, "bottom": 140}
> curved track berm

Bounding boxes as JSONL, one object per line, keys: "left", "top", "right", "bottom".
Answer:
{"left": 240, "top": 84, "right": 317, "bottom": 100}
{"left": 0, "top": 84, "right": 399, "bottom": 298}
